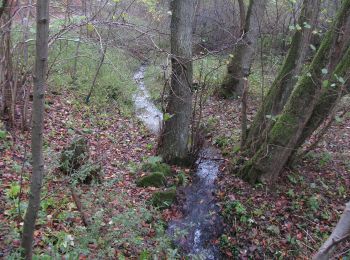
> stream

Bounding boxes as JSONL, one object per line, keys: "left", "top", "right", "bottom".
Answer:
{"left": 133, "top": 66, "right": 223, "bottom": 259}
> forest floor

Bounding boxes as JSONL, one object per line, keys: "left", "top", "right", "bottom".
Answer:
{"left": 200, "top": 96, "right": 350, "bottom": 259}
{"left": 0, "top": 87, "right": 349, "bottom": 259}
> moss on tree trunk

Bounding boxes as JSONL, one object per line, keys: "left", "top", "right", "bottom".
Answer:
{"left": 244, "top": 0, "right": 321, "bottom": 154}
{"left": 239, "top": 1, "right": 350, "bottom": 183}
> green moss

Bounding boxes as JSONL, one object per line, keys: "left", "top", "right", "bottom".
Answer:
{"left": 269, "top": 113, "right": 297, "bottom": 143}
{"left": 151, "top": 188, "right": 176, "bottom": 209}
{"left": 239, "top": 160, "right": 257, "bottom": 184}
{"left": 60, "top": 136, "right": 89, "bottom": 174}
{"left": 72, "top": 163, "right": 102, "bottom": 184}
{"left": 142, "top": 162, "right": 171, "bottom": 176}
{"left": 136, "top": 172, "right": 167, "bottom": 188}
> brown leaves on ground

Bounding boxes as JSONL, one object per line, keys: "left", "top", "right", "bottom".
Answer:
{"left": 200, "top": 96, "right": 350, "bottom": 259}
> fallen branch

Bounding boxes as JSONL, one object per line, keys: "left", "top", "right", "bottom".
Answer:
{"left": 70, "top": 187, "right": 91, "bottom": 227}
{"left": 313, "top": 201, "right": 350, "bottom": 260}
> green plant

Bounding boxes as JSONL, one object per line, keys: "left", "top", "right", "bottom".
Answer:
{"left": 319, "top": 152, "right": 332, "bottom": 167}
{"left": 214, "top": 135, "right": 230, "bottom": 148}
{"left": 223, "top": 200, "right": 248, "bottom": 221}
{"left": 6, "top": 182, "right": 20, "bottom": 199}
{"left": 308, "top": 196, "right": 319, "bottom": 212}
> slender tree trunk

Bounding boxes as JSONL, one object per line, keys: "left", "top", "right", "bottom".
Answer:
{"left": 313, "top": 201, "right": 350, "bottom": 260}
{"left": 240, "top": 77, "right": 249, "bottom": 147}
{"left": 0, "top": 0, "right": 9, "bottom": 18}
{"left": 157, "top": 0, "right": 195, "bottom": 163}
{"left": 239, "top": 0, "right": 350, "bottom": 184}
{"left": 244, "top": 0, "right": 321, "bottom": 154}
{"left": 238, "top": 0, "right": 246, "bottom": 35}
{"left": 0, "top": 1, "right": 14, "bottom": 121}
{"left": 221, "top": 0, "right": 267, "bottom": 98}
{"left": 20, "top": 0, "right": 50, "bottom": 258}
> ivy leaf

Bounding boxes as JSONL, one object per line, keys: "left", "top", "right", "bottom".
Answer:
{"left": 163, "top": 113, "right": 173, "bottom": 121}
{"left": 295, "top": 24, "right": 302, "bottom": 31}
{"left": 338, "top": 77, "right": 345, "bottom": 85}
{"left": 322, "top": 80, "right": 329, "bottom": 88}
{"left": 310, "top": 44, "right": 316, "bottom": 51}
{"left": 303, "top": 22, "right": 311, "bottom": 29}
{"left": 0, "top": 130, "right": 6, "bottom": 139}
{"left": 321, "top": 68, "right": 328, "bottom": 75}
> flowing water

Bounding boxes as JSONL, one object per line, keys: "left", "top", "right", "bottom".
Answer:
{"left": 133, "top": 66, "right": 223, "bottom": 259}
{"left": 167, "top": 147, "right": 223, "bottom": 259}
{"left": 133, "top": 65, "right": 163, "bottom": 134}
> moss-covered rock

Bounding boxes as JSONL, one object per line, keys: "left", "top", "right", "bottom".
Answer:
{"left": 141, "top": 162, "right": 171, "bottom": 176}
{"left": 151, "top": 189, "right": 176, "bottom": 209}
{"left": 60, "top": 136, "right": 89, "bottom": 174}
{"left": 136, "top": 172, "right": 167, "bottom": 188}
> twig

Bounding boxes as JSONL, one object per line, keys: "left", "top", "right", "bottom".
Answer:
{"left": 70, "top": 186, "right": 91, "bottom": 227}
{"left": 18, "top": 139, "right": 28, "bottom": 220}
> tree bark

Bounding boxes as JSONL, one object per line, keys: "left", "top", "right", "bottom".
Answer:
{"left": 238, "top": 0, "right": 246, "bottom": 35}
{"left": 244, "top": 0, "right": 321, "bottom": 154}
{"left": 20, "top": 0, "right": 50, "bottom": 259}
{"left": 313, "top": 201, "right": 350, "bottom": 260}
{"left": 0, "top": 0, "right": 8, "bottom": 18}
{"left": 157, "top": 0, "right": 195, "bottom": 163}
{"left": 0, "top": 0, "right": 13, "bottom": 121}
{"left": 221, "top": 0, "right": 267, "bottom": 98}
{"left": 239, "top": 0, "right": 350, "bottom": 184}
{"left": 292, "top": 16, "right": 350, "bottom": 152}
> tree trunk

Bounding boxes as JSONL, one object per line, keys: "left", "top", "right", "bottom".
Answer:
{"left": 292, "top": 16, "right": 350, "bottom": 153}
{"left": 0, "top": 0, "right": 8, "bottom": 18}
{"left": 313, "top": 201, "right": 350, "bottom": 260}
{"left": 20, "top": 0, "right": 50, "bottom": 258}
{"left": 239, "top": 0, "right": 350, "bottom": 184}
{"left": 157, "top": 0, "right": 194, "bottom": 164}
{"left": 238, "top": 0, "right": 246, "bottom": 35}
{"left": 244, "top": 0, "right": 321, "bottom": 154}
{"left": 221, "top": 0, "right": 267, "bottom": 98}
{"left": 0, "top": 1, "right": 13, "bottom": 121}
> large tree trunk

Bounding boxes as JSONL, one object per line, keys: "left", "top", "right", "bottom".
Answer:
{"left": 220, "top": 0, "right": 267, "bottom": 98}
{"left": 239, "top": 0, "right": 350, "bottom": 184}
{"left": 313, "top": 201, "right": 350, "bottom": 260}
{"left": 244, "top": 0, "right": 321, "bottom": 154}
{"left": 20, "top": 0, "right": 50, "bottom": 258}
{"left": 157, "top": 0, "right": 194, "bottom": 163}
{"left": 292, "top": 16, "right": 350, "bottom": 153}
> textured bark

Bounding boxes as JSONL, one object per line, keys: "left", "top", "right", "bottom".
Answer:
{"left": 20, "top": 1, "right": 50, "bottom": 259}
{"left": 157, "top": 0, "right": 194, "bottom": 163}
{"left": 238, "top": 0, "right": 246, "bottom": 34}
{"left": 0, "top": 0, "right": 8, "bottom": 18}
{"left": 239, "top": 0, "right": 350, "bottom": 184}
{"left": 0, "top": 1, "right": 13, "bottom": 120}
{"left": 293, "top": 16, "right": 350, "bottom": 151}
{"left": 244, "top": 0, "right": 321, "bottom": 154}
{"left": 221, "top": 0, "right": 267, "bottom": 98}
{"left": 313, "top": 201, "right": 350, "bottom": 260}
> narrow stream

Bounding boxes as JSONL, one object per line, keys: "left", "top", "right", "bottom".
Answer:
{"left": 133, "top": 66, "right": 223, "bottom": 259}
{"left": 133, "top": 65, "right": 163, "bottom": 134}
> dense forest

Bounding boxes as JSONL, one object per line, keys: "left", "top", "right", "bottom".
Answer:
{"left": 0, "top": 0, "right": 349, "bottom": 259}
